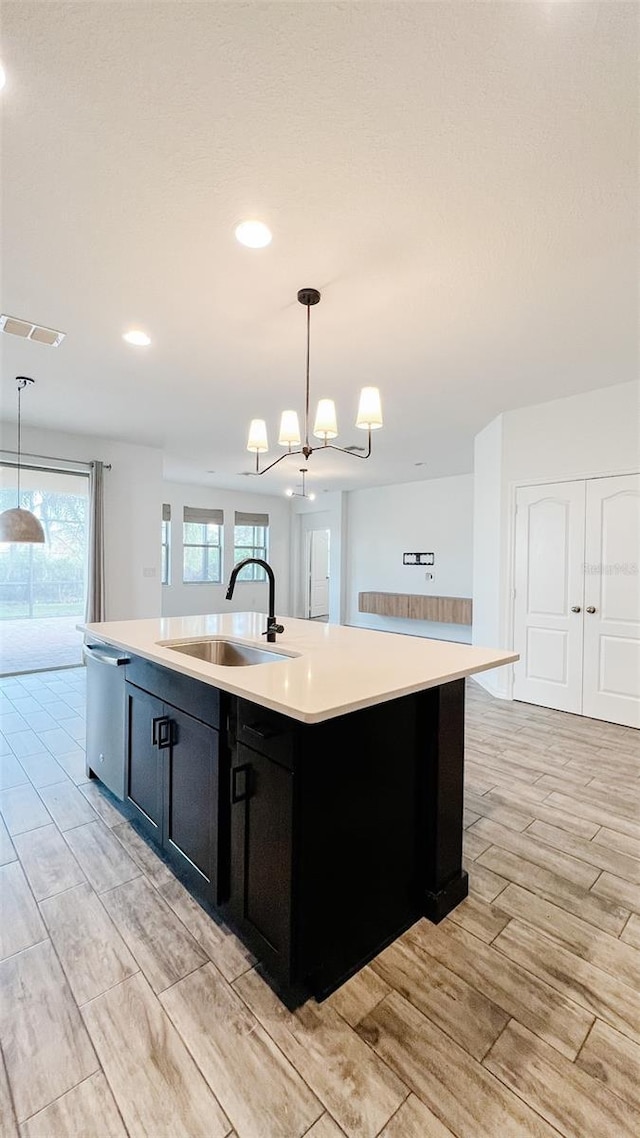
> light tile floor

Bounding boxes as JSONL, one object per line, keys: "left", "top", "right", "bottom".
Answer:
{"left": 0, "top": 670, "right": 639, "bottom": 1137}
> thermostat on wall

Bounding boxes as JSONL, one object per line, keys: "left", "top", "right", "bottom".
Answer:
{"left": 403, "top": 552, "right": 434, "bottom": 566}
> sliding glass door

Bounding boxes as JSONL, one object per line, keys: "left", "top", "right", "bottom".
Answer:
{"left": 0, "top": 465, "right": 89, "bottom": 674}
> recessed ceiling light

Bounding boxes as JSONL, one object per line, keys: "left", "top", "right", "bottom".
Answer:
{"left": 235, "top": 220, "right": 272, "bottom": 249}
{"left": 0, "top": 64, "right": 6, "bottom": 91}
{"left": 123, "top": 329, "right": 151, "bottom": 347}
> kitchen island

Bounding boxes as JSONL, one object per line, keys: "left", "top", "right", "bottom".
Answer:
{"left": 83, "top": 613, "right": 516, "bottom": 1004}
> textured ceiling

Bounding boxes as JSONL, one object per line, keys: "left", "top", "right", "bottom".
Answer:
{"left": 1, "top": 1, "right": 638, "bottom": 494}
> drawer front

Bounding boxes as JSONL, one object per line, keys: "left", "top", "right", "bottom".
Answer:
{"left": 126, "top": 656, "right": 220, "bottom": 729}
{"left": 237, "top": 699, "right": 296, "bottom": 770}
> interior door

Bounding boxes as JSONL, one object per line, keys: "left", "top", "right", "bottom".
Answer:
{"left": 309, "top": 529, "right": 330, "bottom": 618}
{"left": 513, "top": 481, "right": 586, "bottom": 713}
{"left": 582, "top": 474, "right": 640, "bottom": 728}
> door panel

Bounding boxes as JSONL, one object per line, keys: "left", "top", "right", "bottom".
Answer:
{"left": 309, "top": 529, "right": 330, "bottom": 618}
{"left": 125, "top": 683, "right": 164, "bottom": 839}
{"left": 582, "top": 474, "right": 640, "bottom": 727}
{"left": 229, "top": 743, "right": 293, "bottom": 974}
{"left": 513, "top": 482, "right": 586, "bottom": 713}
{"left": 165, "top": 708, "right": 219, "bottom": 891}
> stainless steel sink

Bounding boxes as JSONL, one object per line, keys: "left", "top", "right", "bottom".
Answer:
{"left": 162, "top": 639, "right": 291, "bottom": 666}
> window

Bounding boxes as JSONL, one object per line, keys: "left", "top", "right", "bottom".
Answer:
{"left": 233, "top": 511, "right": 269, "bottom": 581}
{"left": 161, "top": 504, "right": 171, "bottom": 585}
{"left": 183, "top": 506, "right": 223, "bottom": 582}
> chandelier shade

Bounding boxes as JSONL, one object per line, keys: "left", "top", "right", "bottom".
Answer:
{"left": 278, "top": 410, "right": 301, "bottom": 448}
{"left": 247, "top": 418, "right": 269, "bottom": 454}
{"left": 356, "top": 386, "right": 383, "bottom": 430}
{"left": 245, "top": 288, "right": 383, "bottom": 488}
{"left": 313, "top": 399, "right": 339, "bottom": 441}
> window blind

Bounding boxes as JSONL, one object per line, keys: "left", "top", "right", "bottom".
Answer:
{"left": 183, "top": 506, "right": 224, "bottom": 525}
{"left": 162, "top": 503, "right": 171, "bottom": 521}
{"left": 234, "top": 510, "right": 269, "bottom": 527}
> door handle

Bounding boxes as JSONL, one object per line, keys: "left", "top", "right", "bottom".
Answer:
{"left": 570, "top": 606, "right": 581, "bottom": 613}
{"left": 586, "top": 606, "right": 597, "bottom": 614}
{"left": 152, "top": 716, "right": 172, "bottom": 749}
{"left": 243, "top": 722, "right": 280, "bottom": 742}
{"left": 231, "top": 763, "right": 252, "bottom": 803}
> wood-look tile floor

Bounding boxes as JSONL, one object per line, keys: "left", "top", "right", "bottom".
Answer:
{"left": 1, "top": 669, "right": 639, "bottom": 1137}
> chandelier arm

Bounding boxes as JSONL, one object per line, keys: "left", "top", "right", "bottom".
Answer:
{"left": 324, "top": 429, "right": 373, "bottom": 460}
{"left": 254, "top": 447, "right": 305, "bottom": 476}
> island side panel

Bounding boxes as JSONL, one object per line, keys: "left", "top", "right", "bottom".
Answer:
{"left": 294, "top": 695, "right": 423, "bottom": 999}
{"left": 416, "top": 678, "right": 468, "bottom": 920}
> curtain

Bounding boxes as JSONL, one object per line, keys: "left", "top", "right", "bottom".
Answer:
{"left": 85, "top": 460, "right": 105, "bottom": 623}
{"left": 183, "top": 506, "right": 224, "bottom": 525}
{"left": 234, "top": 510, "right": 269, "bottom": 526}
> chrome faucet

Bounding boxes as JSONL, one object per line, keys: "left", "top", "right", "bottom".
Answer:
{"left": 225, "top": 558, "right": 284, "bottom": 643}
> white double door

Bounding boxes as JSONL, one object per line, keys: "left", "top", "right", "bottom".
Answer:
{"left": 513, "top": 474, "right": 640, "bottom": 728}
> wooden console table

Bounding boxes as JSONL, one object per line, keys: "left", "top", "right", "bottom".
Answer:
{"left": 359, "top": 592, "right": 473, "bottom": 626}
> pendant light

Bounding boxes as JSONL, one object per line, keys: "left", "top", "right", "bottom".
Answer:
{"left": 0, "top": 377, "right": 45, "bottom": 543}
{"left": 246, "top": 288, "right": 383, "bottom": 486}
{"left": 284, "top": 469, "right": 316, "bottom": 500}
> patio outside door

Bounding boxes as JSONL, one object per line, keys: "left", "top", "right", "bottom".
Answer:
{"left": 0, "top": 465, "right": 90, "bottom": 674}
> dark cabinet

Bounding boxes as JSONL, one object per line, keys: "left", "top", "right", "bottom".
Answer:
{"left": 228, "top": 743, "right": 293, "bottom": 978}
{"left": 120, "top": 663, "right": 467, "bottom": 1006}
{"left": 126, "top": 683, "right": 164, "bottom": 840}
{"left": 165, "top": 706, "right": 221, "bottom": 893}
{"left": 125, "top": 680, "right": 225, "bottom": 904}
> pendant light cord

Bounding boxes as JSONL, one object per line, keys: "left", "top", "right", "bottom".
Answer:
{"left": 304, "top": 303, "right": 311, "bottom": 449}
{"left": 15, "top": 377, "right": 33, "bottom": 508}
{"left": 17, "top": 381, "right": 22, "bottom": 505}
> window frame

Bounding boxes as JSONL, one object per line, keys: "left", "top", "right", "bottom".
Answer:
{"left": 161, "top": 518, "right": 171, "bottom": 585}
{"left": 233, "top": 522, "right": 269, "bottom": 581}
{"left": 182, "top": 519, "right": 223, "bottom": 584}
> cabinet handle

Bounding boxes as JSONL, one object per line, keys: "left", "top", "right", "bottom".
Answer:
{"left": 570, "top": 606, "right": 581, "bottom": 613}
{"left": 586, "top": 606, "right": 597, "bottom": 614}
{"left": 231, "top": 763, "right": 253, "bottom": 803}
{"left": 152, "top": 716, "right": 172, "bottom": 749}
{"left": 244, "top": 723, "right": 280, "bottom": 742}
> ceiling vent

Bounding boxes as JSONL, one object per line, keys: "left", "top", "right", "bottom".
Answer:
{"left": 0, "top": 314, "right": 66, "bottom": 347}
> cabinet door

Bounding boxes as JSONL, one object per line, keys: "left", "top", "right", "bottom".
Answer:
{"left": 229, "top": 744, "right": 293, "bottom": 978}
{"left": 164, "top": 708, "right": 222, "bottom": 900}
{"left": 125, "top": 682, "right": 165, "bottom": 840}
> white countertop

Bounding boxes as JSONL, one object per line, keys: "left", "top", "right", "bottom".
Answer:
{"left": 82, "top": 613, "right": 517, "bottom": 724}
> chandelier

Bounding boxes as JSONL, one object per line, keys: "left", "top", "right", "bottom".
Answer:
{"left": 246, "top": 288, "right": 383, "bottom": 478}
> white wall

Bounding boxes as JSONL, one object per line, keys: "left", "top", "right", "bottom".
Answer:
{"left": 473, "top": 380, "right": 640, "bottom": 695}
{"left": 0, "top": 422, "right": 163, "bottom": 621}
{"left": 502, "top": 382, "right": 640, "bottom": 485}
{"left": 345, "top": 475, "right": 474, "bottom": 643}
{"left": 472, "top": 415, "right": 506, "bottom": 692}
{"left": 161, "top": 482, "right": 292, "bottom": 619}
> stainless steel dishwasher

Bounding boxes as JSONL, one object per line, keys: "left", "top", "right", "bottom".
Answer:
{"left": 84, "top": 642, "right": 130, "bottom": 800}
